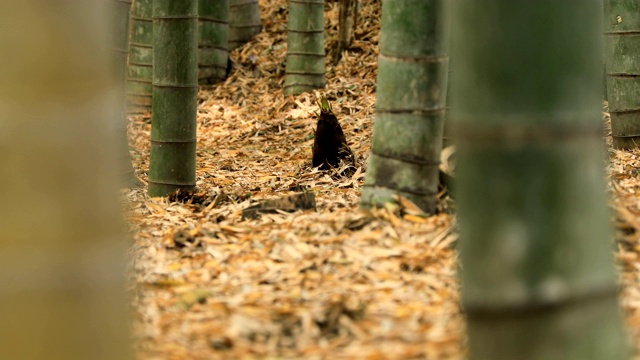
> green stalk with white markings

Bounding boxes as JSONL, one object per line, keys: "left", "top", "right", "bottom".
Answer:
{"left": 361, "top": 0, "right": 449, "bottom": 213}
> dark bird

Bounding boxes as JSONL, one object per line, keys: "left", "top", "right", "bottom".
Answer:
{"left": 312, "top": 97, "right": 355, "bottom": 171}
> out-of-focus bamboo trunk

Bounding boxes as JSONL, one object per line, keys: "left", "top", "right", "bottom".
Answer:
{"left": 126, "top": 0, "right": 154, "bottom": 114}
{"left": 110, "top": 0, "right": 142, "bottom": 187}
{"left": 228, "top": 0, "right": 261, "bottom": 50}
{"left": 452, "top": 1, "right": 629, "bottom": 358}
{"left": 0, "top": 1, "right": 132, "bottom": 359}
{"left": 334, "top": 0, "right": 358, "bottom": 65}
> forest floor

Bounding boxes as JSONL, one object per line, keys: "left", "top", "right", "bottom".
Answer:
{"left": 126, "top": 0, "right": 640, "bottom": 359}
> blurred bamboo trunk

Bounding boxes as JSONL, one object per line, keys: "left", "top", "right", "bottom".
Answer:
{"left": 360, "top": 0, "right": 449, "bottom": 213}
{"left": 452, "top": 1, "right": 629, "bottom": 359}
{"left": 110, "top": 0, "right": 142, "bottom": 187}
{"left": 228, "top": 0, "right": 262, "bottom": 50}
{"left": 148, "top": 0, "right": 198, "bottom": 197}
{"left": 604, "top": 0, "right": 640, "bottom": 148}
{"left": 284, "top": 0, "right": 326, "bottom": 96}
{"left": 0, "top": 1, "right": 132, "bottom": 359}
{"left": 127, "top": 0, "right": 154, "bottom": 114}
{"left": 334, "top": 0, "right": 358, "bottom": 65}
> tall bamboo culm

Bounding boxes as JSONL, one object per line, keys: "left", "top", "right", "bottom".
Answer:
{"left": 284, "top": 0, "right": 326, "bottom": 96}
{"left": 334, "top": 0, "right": 358, "bottom": 64}
{"left": 452, "top": 1, "right": 629, "bottom": 359}
{"left": 110, "top": 0, "right": 141, "bottom": 187}
{"left": 148, "top": 0, "right": 198, "bottom": 197}
{"left": 0, "top": 1, "right": 132, "bottom": 359}
{"left": 228, "top": 0, "right": 262, "bottom": 50}
{"left": 360, "top": 0, "right": 449, "bottom": 213}
{"left": 199, "top": 0, "right": 229, "bottom": 85}
{"left": 126, "top": 0, "right": 154, "bottom": 114}
{"left": 605, "top": 0, "right": 640, "bottom": 148}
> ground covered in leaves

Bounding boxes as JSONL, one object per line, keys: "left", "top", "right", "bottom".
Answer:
{"left": 126, "top": 1, "right": 640, "bottom": 358}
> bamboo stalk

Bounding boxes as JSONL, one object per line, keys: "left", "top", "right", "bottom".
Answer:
{"left": 228, "top": 0, "right": 262, "bottom": 50}
{"left": 605, "top": 0, "right": 640, "bottom": 148}
{"left": 360, "top": 0, "right": 449, "bottom": 213}
{"left": 126, "top": 0, "right": 154, "bottom": 114}
{"left": 284, "top": 0, "right": 326, "bottom": 96}
{"left": 110, "top": 0, "right": 141, "bottom": 187}
{"left": 452, "top": 1, "right": 629, "bottom": 358}
{"left": 148, "top": 0, "right": 198, "bottom": 197}
{"left": 199, "top": 0, "right": 229, "bottom": 85}
{"left": 334, "top": 0, "right": 358, "bottom": 65}
{"left": 0, "top": 1, "right": 132, "bottom": 358}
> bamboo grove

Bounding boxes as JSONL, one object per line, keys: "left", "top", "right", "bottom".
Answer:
{"left": 126, "top": 1, "right": 628, "bottom": 356}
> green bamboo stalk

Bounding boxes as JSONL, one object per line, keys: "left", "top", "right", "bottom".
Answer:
{"left": 360, "top": 0, "right": 449, "bottom": 213}
{"left": 228, "top": 0, "right": 262, "bottom": 50}
{"left": 452, "top": 1, "right": 628, "bottom": 359}
{"left": 0, "top": 1, "right": 131, "bottom": 359}
{"left": 148, "top": 0, "right": 198, "bottom": 197}
{"left": 199, "top": 0, "right": 229, "bottom": 85}
{"left": 334, "top": 0, "right": 358, "bottom": 65}
{"left": 605, "top": 0, "right": 640, "bottom": 148}
{"left": 284, "top": 0, "right": 326, "bottom": 96}
{"left": 126, "top": 0, "right": 153, "bottom": 114}
{"left": 110, "top": 0, "right": 141, "bottom": 187}
{"left": 112, "top": 0, "right": 132, "bottom": 84}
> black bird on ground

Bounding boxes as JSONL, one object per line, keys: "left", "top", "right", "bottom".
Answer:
{"left": 312, "top": 97, "right": 355, "bottom": 171}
